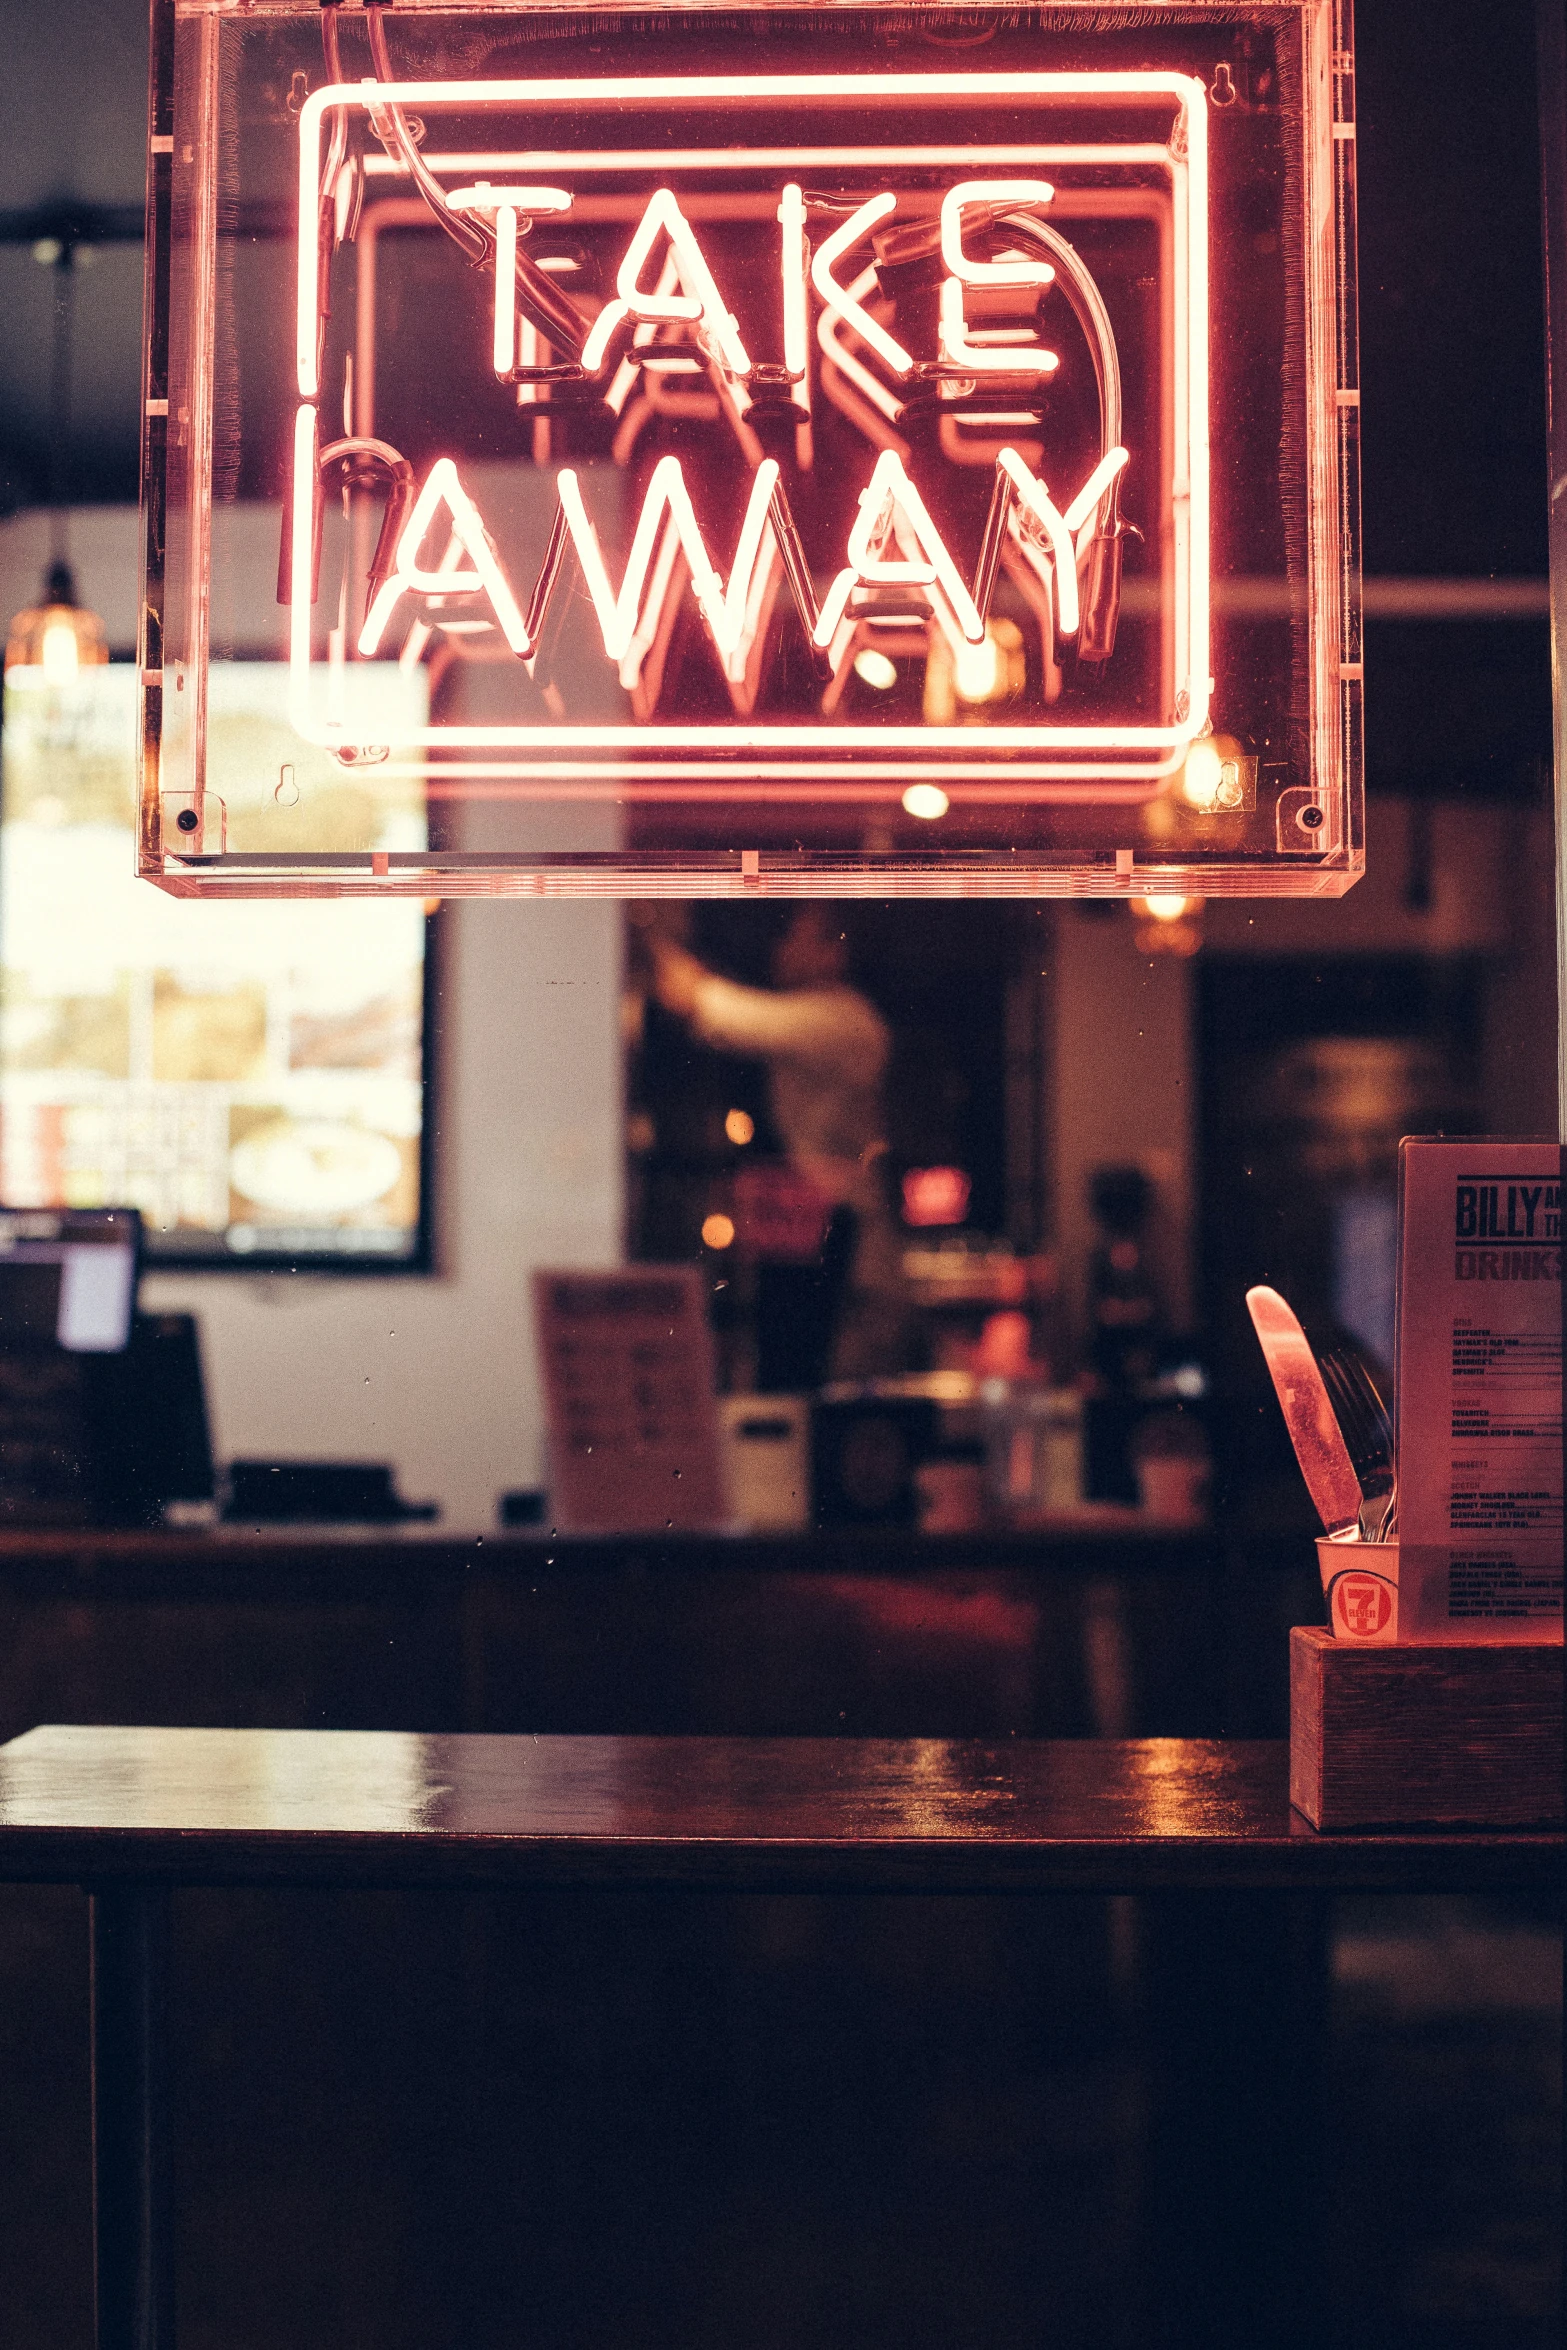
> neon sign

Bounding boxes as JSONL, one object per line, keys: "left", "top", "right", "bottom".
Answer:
{"left": 141, "top": 3, "right": 1360, "bottom": 897}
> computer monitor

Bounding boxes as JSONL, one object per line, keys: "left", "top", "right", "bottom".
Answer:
{"left": 0, "top": 1207, "right": 139, "bottom": 1353}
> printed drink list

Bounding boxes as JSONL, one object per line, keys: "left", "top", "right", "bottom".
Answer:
{"left": 1396, "top": 1138, "right": 1564, "bottom": 1641}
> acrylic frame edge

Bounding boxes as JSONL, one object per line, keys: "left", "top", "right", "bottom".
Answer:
{"left": 138, "top": 0, "right": 1364, "bottom": 901}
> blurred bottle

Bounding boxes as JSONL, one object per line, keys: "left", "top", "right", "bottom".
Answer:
{"left": 982, "top": 1383, "right": 1084, "bottom": 1520}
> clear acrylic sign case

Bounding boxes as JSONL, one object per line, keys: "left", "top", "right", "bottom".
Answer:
{"left": 142, "top": 0, "right": 1360, "bottom": 897}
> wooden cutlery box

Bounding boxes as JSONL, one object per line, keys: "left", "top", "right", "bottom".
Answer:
{"left": 1289, "top": 1627, "right": 1563, "bottom": 1829}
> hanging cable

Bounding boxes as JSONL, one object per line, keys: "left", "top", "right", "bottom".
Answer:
{"left": 362, "top": 7, "right": 491, "bottom": 267}
{"left": 5, "top": 233, "right": 107, "bottom": 674}
{"left": 47, "top": 243, "right": 77, "bottom": 600}
{"left": 352, "top": 7, "right": 586, "bottom": 360}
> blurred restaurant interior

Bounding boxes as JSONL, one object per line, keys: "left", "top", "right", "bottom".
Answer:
{"left": 0, "top": 3, "right": 1560, "bottom": 2347}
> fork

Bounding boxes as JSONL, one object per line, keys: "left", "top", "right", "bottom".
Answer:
{"left": 1320, "top": 1347, "right": 1397, "bottom": 1542}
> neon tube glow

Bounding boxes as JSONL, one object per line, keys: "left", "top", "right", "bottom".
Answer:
{"left": 278, "top": 67, "right": 1211, "bottom": 789}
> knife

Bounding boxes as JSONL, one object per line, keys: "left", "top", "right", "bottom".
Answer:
{"left": 1245, "top": 1286, "right": 1363, "bottom": 1541}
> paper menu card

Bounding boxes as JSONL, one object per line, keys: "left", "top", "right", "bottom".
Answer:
{"left": 533, "top": 1267, "right": 728, "bottom": 1534}
{"left": 1396, "top": 1139, "right": 1564, "bottom": 1641}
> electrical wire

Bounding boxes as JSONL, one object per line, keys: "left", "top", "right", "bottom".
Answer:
{"left": 994, "top": 210, "right": 1122, "bottom": 461}
{"left": 362, "top": 8, "right": 490, "bottom": 266}
{"left": 47, "top": 247, "right": 76, "bottom": 592}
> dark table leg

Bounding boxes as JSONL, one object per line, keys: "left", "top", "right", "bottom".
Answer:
{"left": 1138, "top": 1890, "right": 1331, "bottom": 2350}
{"left": 90, "top": 1887, "right": 175, "bottom": 2350}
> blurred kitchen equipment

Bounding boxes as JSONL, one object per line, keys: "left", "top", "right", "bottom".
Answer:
{"left": 1130, "top": 1409, "right": 1210, "bottom": 1524}
{"left": 983, "top": 1384, "right": 1084, "bottom": 1519}
{"left": 902, "top": 1244, "right": 1061, "bottom": 1378}
{"left": 224, "top": 1461, "right": 437, "bottom": 1525}
{"left": 914, "top": 1438, "right": 987, "bottom": 1532}
{"left": 498, "top": 1488, "right": 547, "bottom": 1527}
{"left": 812, "top": 1388, "right": 940, "bottom": 1528}
{"left": 98, "top": 1313, "right": 216, "bottom": 1527}
{"left": 719, "top": 1393, "right": 812, "bottom": 1532}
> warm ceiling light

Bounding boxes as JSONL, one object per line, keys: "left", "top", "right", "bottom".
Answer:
{"left": 724, "top": 1108, "right": 755, "bottom": 1146}
{"left": 852, "top": 648, "right": 898, "bottom": 690}
{"left": 701, "top": 1211, "right": 736, "bottom": 1249}
{"left": 43, "top": 618, "right": 85, "bottom": 679}
{"left": 1131, "top": 891, "right": 1204, "bottom": 957}
{"left": 5, "top": 575, "right": 109, "bottom": 679}
{"left": 902, "top": 783, "right": 949, "bottom": 820}
{"left": 8, "top": 246, "right": 110, "bottom": 684}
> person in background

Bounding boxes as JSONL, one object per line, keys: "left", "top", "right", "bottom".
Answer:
{"left": 645, "top": 907, "right": 908, "bottom": 1380}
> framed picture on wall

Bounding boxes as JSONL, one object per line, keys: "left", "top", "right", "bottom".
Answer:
{"left": 0, "top": 660, "right": 436, "bottom": 1269}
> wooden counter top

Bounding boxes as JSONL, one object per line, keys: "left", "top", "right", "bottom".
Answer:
{"left": 0, "top": 1726, "right": 1557, "bottom": 1893}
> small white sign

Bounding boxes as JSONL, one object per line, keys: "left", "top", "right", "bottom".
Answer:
{"left": 533, "top": 1266, "right": 728, "bottom": 1534}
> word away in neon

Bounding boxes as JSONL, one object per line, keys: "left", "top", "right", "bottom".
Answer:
{"left": 316, "top": 426, "right": 1130, "bottom": 713}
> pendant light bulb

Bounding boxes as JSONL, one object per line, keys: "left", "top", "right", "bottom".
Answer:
{"left": 5, "top": 565, "right": 109, "bottom": 679}
{"left": 5, "top": 232, "right": 110, "bottom": 678}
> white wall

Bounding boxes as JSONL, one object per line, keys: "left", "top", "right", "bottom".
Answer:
{"left": 2, "top": 507, "right": 625, "bottom": 1528}
{"left": 140, "top": 896, "right": 623, "bottom": 1526}
{"left": 1050, "top": 906, "right": 1196, "bottom": 1346}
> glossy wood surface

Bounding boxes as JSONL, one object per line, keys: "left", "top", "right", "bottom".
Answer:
{"left": 0, "top": 1727, "right": 1557, "bottom": 1891}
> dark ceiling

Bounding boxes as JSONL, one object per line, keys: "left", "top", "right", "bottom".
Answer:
{"left": 0, "top": 0, "right": 148, "bottom": 509}
{"left": 0, "top": 0, "right": 1552, "bottom": 793}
